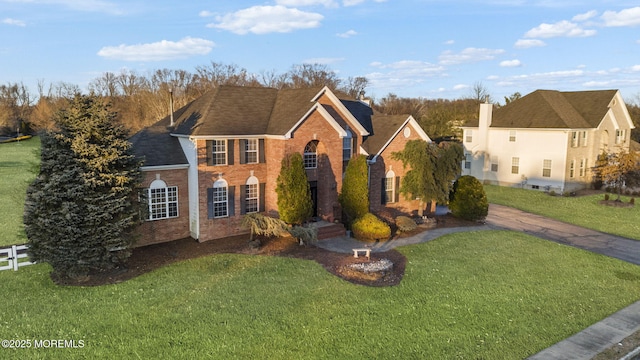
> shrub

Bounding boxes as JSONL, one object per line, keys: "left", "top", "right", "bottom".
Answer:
{"left": 339, "top": 155, "right": 369, "bottom": 224}
{"left": 276, "top": 153, "right": 313, "bottom": 225}
{"left": 241, "top": 213, "right": 288, "bottom": 241}
{"left": 288, "top": 225, "right": 318, "bottom": 245}
{"left": 631, "top": 198, "right": 635, "bottom": 205}
{"left": 604, "top": 193, "right": 610, "bottom": 201}
{"left": 351, "top": 213, "right": 391, "bottom": 242}
{"left": 395, "top": 216, "right": 417, "bottom": 232}
{"left": 449, "top": 175, "right": 488, "bottom": 221}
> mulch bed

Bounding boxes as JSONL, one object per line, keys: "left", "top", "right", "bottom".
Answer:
{"left": 53, "top": 213, "right": 478, "bottom": 287}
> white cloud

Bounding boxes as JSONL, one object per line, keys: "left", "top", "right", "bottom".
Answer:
{"left": 524, "top": 20, "right": 596, "bottom": 38}
{"left": 367, "top": 60, "right": 446, "bottom": 89}
{"left": 336, "top": 29, "right": 357, "bottom": 38}
{"left": 199, "top": 10, "right": 215, "bottom": 17}
{"left": 97, "top": 37, "right": 215, "bottom": 61}
{"left": 500, "top": 59, "right": 522, "bottom": 67}
{"left": 2, "top": 18, "right": 26, "bottom": 26}
{"left": 572, "top": 10, "right": 597, "bottom": 22}
{"left": 453, "top": 84, "right": 469, "bottom": 90}
{"left": 632, "top": 65, "right": 640, "bottom": 72}
{"left": 7, "top": 0, "right": 125, "bottom": 15}
{"left": 343, "top": 0, "right": 365, "bottom": 6}
{"left": 276, "top": 0, "right": 339, "bottom": 7}
{"left": 444, "top": 40, "right": 455, "bottom": 45}
{"left": 602, "top": 7, "right": 640, "bottom": 27}
{"left": 514, "top": 39, "right": 546, "bottom": 48}
{"left": 208, "top": 5, "right": 323, "bottom": 35}
{"left": 438, "top": 47, "right": 505, "bottom": 65}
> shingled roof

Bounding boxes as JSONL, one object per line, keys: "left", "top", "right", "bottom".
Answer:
{"left": 465, "top": 89, "right": 618, "bottom": 129}
{"left": 129, "top": 116, "right": 188, "bottom": 167}
{"left": 361, "top": 114, "right": 411, "bottom": 155}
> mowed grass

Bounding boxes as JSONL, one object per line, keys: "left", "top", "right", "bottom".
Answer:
{"left": 485, "top": 185, "right": 640, "bottom": 240}
{"left": 2, "top": 231, "right": 640, "bottom": 359}
{"left": 0, "top": 137, "right": 39, "bottom": 247}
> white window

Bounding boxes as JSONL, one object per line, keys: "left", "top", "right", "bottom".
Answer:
{"left": 147, "top": 180, "right": 178, "bottom": 220}
{"left": 542, "top": 159, "right": 552, "bottom": 177}
{"left": 571, "top": 131, "right": 579, "bottom": 147}
{"left": 213, "top": 180, "right": 228, "bottom": 218}
{"left": 245, "top": 176, "right": 259, "bottom": 214}
{"left": 244, "top": 139, "right": 258, "bottom": 164}
{"left": 304, "top": 141, "right": 318, "bottom": 169}
{"left": 343, "top": 130, "right": 352, "bottom": 161}
{"left": 579, "top": 159, "right": 587, "bottom": 177}
{"left": 581, "top": 131, "right": 588, "bottom": 147}
{"left": 569, "top": 160, "right": 575, "bottom": 178}
{"left": 511, "top": 157, "right": 519, "bottom": 174}
{"left": 464, "top": 153, "right": 471, "bottom": 169}
{"left": 212, "top": 140, "right": 227, "bottom": 166}
{"left": 465, "top": 130, "right": 473, "bottom": 143}
{"left": 616, "top": 129, "right": 626, "bottom": 144}
{"left": 490, "top": 156, "right": 499, "bottom": 172}
{"left": 509, "top": 130, "right": 516, "bottom": 142}
{"left": 385, "top": 170, "right": 395, "bottom": 204}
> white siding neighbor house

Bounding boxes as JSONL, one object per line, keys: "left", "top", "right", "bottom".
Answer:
{"left": 461, "top": 89, "right": 635, "bottom": 193}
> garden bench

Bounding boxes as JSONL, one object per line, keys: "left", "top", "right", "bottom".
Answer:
{"left": 352, "top": 248, "right": 371, "bottom": 260}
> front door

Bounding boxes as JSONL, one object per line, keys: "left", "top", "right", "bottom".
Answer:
{"left": 309, "top": 181, "right": 318, "bottom": 218}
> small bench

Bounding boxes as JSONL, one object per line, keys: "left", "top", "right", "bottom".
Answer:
{"left": 352, "top": 248, "right": 371, "bottom": 260}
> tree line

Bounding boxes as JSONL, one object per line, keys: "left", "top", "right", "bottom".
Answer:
{"left": 2, "top": 62, "right": 640, "bottom": 141}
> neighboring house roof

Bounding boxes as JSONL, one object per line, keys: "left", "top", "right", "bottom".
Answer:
{"left": 129, "top": 116, "right": 189, "bottom": 168}
{"left": 464, "top": 89, "right": 618, "bottom": 129}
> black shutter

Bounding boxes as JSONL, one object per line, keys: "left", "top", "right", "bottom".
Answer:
{"left": 227, "top": 140, "right": 235, "bottom": 165}
{"left": 239, "top": 139, "right": 247, "bottom": 164}
{"left": 228, "top": 186, "right": 235, "bottom": 216}
{"left": 240, "top": 185, "right": 247, "bottom": 215}
{"left": 206, "top": 141, "right": 213, "bottom": 166}
{"left": 259, "top": 183, "right": 266, "bottom": 212}
{"left": 259, "top": 139, "right": 266, "bottom": 163}
{"left": 381, "top": 178, "right": 387, "bottom": 205}
{"left": 207, "top": 188, "right": 214, "bottom": 219}
{"left": 395, "top": 177, "right": 401, "bottom": 203}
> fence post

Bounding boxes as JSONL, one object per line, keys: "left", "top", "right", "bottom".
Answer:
{"left": 12, "top": 245, "right": 18, "bottom": 271}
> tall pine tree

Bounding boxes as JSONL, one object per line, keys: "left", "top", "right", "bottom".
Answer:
{"left": 24, "top": 94, "right": 141, "bottom": 279}
{"left": 275, "top": 152, "right": 313, "bottom": 225}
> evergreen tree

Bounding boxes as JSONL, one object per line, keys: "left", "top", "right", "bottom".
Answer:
{"left": 275, "top": 152, "right": 313, "bottom": 224}
{"left": 339, "top": 155, "right": 369, "bottom": 224}
{"left": 449, "top": 175, "right": 488, "bottom": 221}
{"left": 23, "top": 94, "right": 141, "bottom": 279}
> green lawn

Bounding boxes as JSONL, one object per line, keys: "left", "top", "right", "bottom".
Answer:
{"left": 1, "top": 231, "right": 640, "bottom": 359}
{"left": 0, "top": 137, "right": 39, "bottom": 247}
{"left": 485, "top": 185, "right": 640, "bottom": 240}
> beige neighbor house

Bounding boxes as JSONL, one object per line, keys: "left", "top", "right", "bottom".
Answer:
{"left": 130, "top": 86, "right": 431, "bottom": 247}
{"left": 461, "top": 89, "right": 635, "bottom": 193}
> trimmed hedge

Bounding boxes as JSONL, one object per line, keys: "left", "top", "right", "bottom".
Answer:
{"left": 395, "top": 216, "right": 417, "bottom": 232}
{"left": 449, "top": 175, "right": 488, "bottom": 221}
{"left": 352, "top": 213, "right": 391, "bottom": 242}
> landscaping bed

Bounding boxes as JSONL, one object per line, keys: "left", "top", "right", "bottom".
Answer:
{"left": 54, "top": 213, "right": 476, "bottom": 287}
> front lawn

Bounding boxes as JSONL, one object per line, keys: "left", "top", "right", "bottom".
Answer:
{"left": 485, "top": 185, "right": 640, "bottom": 240}
{"left": 2, "top": 230, "right": 639, "bottom": 359}
{"left": 0, "top": 137, "right": 39, "bottom": 247}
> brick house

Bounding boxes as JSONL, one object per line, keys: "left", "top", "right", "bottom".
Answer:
{"left": 130, "top": 86, "right": 431, "bottom": 246}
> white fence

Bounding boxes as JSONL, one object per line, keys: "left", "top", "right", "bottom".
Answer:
{"left": 0, "top": 245, "right": 35, "bottom": 271}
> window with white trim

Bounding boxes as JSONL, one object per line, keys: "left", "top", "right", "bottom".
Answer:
{"left": 213, "top": 180, "right": 228, "bottom": 218}
{"left": 615, "top": 129, "right": 626, "bottom": 144}
{"left": 212, "top": 139, "right": 227, "bottom": 166}
{"left": 490, "top": 156, "right": 499, "bottom": 172}
{"left": 385, "top": 170, "right": 395, "bottom": 204}
{"left": 581, "top": 131, "right": 588, "bottom": 147}
{"left": 464, "top": 153, "right": 471, "bottom": 169}
{"left": 147, "top": 179, "right": 178, "bottom": 220}
{"left": 465, "top": 130, "right": 473, "bottom": 143}
{"left": 569, "top": 160, "right": 575, "bottom": 178}
{"left": 542, "top": 159, "right": 552, "bottom": 177}
{"left": 343, "top": 129, "right": 352, "bottom": 161}
{"left": 571, "top": 131, "right": 579, "bottom": 147}
{"left": 304, "top": 141, "right": 318, "bottom": 169}
{"left": 509, "top": 130, "right": 516, "bottom": 142}
{"left": 511, "top": 157, "right": 519, "bottom": 174}
{"left": 244, "top": 139, "right": 258, "bottom": 164}
{"left": 245, "top": 176, "right": 259, "bottom": 214}
{"left": 579, "top": 158, "right": 587, "bottom": 177}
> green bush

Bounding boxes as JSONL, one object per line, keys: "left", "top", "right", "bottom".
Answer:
{"left": 351, "top": 213, "right": 391, "bottom": 242}
{"left": 395, "top": 216, "right": 417, "bottom": 232}
{"left": 339, "top": 155, "right": 369, "bottom": 224}
{"left": 449, "top": 175, "right": 488, "bottom": 221}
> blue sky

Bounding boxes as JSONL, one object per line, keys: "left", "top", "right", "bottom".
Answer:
{"left": 2, "top": 0, "right": 640, "bottom": 102}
